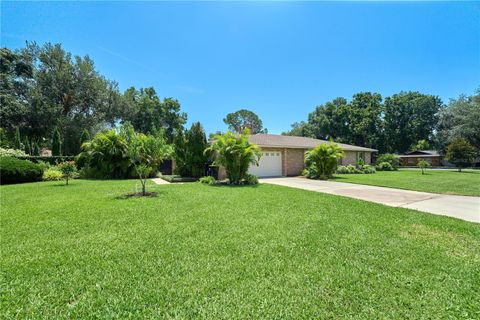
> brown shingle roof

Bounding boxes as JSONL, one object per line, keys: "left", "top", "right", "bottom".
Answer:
{"left": 248, "top": 134, "right": 377, "bottom": 152}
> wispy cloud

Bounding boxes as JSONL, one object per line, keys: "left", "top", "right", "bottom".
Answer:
{"left": 97, "top": 45, "right": 148, "bottom": 70}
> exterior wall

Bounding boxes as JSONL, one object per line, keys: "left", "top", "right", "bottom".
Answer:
{"left": 286, "top": 148, "right": 306, "bottom": 176}
{"left": 401, "top": 156, "right": 442, "bottom": 166}
{"left": 217, "top": 148, "right": 374, "bottom": 179}
{"left": 342, "top": 151, "right": 357, "bottom": 166}
{"left": 341, "top": 151, "right": 372, "bottom": 166}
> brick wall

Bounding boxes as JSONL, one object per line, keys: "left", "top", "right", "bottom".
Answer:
{"left": 286, "top": 148, "right": 306, "bottom": 176}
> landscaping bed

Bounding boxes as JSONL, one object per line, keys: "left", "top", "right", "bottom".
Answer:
{"left": 1, "top": 180, "right": 479, "bottom": 318}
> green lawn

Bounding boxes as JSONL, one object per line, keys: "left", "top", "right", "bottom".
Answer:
{"left": 334, "top": 169, "right": 480, "bottom": 196}
{"left": 1, "top": 180, "right": 479, "bottom": 319}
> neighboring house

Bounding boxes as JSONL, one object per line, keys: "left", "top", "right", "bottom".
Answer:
{"left": 398, "top": 150, "right": 443, "bottom": 166}
{"left": 219, "top": 134, "right": 377, "bottom": 179}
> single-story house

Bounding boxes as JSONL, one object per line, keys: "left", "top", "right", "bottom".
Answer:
{"left": 218, "top": 134, "right": 377, "bottom": 179}
{"left": 398, "top": 150, "right": 443, "bottom": 167}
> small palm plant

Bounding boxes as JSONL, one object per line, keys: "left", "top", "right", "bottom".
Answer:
{"left": 205, "top": 129, "right": 261, "bottom": 185}
{"left": 122, "top": 123, "right": 172, "bottom": 196}
{"left": 305, "top": 142, "right": 344, "bottom": 180}
{"left": 418, "top": 159, "right": 430, "bottom": 175}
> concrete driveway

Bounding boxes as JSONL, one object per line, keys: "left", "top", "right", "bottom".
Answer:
{"left": 260, "top": 177, "right": 480, "bottom": 223}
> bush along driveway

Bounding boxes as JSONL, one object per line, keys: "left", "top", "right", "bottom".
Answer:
{"left": 260, "top": 177, "right": 480, "bottom": 223}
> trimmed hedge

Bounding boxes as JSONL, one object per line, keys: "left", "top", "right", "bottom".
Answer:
{"left": 0, "top": 157, "right": 44, "bottom": 184}
{"left": 17, "top": 156, "right": 75, "bottom": 165}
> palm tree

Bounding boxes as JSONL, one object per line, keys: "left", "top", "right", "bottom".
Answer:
{"left": 305, "top": 142, "right": 344, "bottom": 180}
{"left": 206, "top": 129, "right": 261, "bottom": 184}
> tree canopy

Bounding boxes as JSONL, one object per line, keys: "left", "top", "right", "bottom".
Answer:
{"left": 0, "top": 42, "right": 187, "bottom": 155}
{"left": 284, "top": 91, "right": 443, "bottom": 154}
{"left": 223, "top": 109, "right": 266, "bottom": 134}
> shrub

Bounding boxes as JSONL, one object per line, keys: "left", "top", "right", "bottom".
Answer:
{"left": 77, "top": 128, "right": 132, "bottom": 179}
{"left": 376, "top": 162, "right": 394, "bottom": 171}
{"left": 243, "top": 173, "right": 258, "bottom": 185}
{"left": 362, "top": 165, "right": 376, "bottom": 174}
{"left": 0, "top": 157, "right": 43, "bottom": 184}
{"left": 305, "top": 143, "right": 344, "bottom": 180}
{"left": 36, "top": 160, "right": 51, "bottom": 172}
{"left": 445, "top": 138, "right": 477, "bottom": 172}
{"left": 206, "top": 129, "right": 261, "bottom": 185}
{"left": 357, "top": 158, "right": 365, "bottom": 168}
{"left": 417, "top": 159, "right": 430, "bottom": 175}
{"left": 376, "top": 154, "right": 399, "bottom": 168}
{"left": 0, "top": 148, "right": 28, "bottom": 158}
{"left": 17, "top": 156, "right": 76, "bottom": 165}
{"left": 300, "top": 168, "right": 309, "bottom": 176}
{"left": 336, "top": 165, "right": 350, "bottom": 174}
{"left": 174, "top": 122, "right": 208, "bottom": 178}
{"left": 57, "top": 161, "right": 78, "bottom": 185}
{"left": 42, "top": 168, "right": 63, "bottom": 181}
{"left": 199, "top": 176, "right": 216, "bottom": 185}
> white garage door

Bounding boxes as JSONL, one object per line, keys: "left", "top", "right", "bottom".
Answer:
{"left": 249, "top": 151, "right": 282, "bottom": 177}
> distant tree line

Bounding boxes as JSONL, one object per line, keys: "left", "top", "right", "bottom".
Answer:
{"left": 283, "top": 90, "right": 480, "bottom": 154}
{"left": 0, "top": 42, "right": 186, "bottom": 155}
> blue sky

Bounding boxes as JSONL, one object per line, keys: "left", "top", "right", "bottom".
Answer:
{"left": 2, "top": 1, "right": 479, "bottom": 134}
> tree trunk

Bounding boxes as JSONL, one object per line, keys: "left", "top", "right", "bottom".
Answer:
{"left": 138, "top": 173, "right": 146, "bottom": 196}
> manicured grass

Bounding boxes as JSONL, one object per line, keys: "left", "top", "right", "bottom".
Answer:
{"left": 1, "top": 180, "right": 479, "bottom": 318}
{"left": 334, "top": 169, "right": 480, "bottom": 196}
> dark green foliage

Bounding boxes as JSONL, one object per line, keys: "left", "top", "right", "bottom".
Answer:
{"left": 199, "top": 176, "right": 216, "bottom": 185}
{"left": 411, "top": 139, "right": 431, "bottom": 151}
{"left": 206, "top": 130, "right": 261, "bottom": 185}
{"left": 336, "top": 164, "right": 376, "bottom": 174}
{"left": 17, "top": 156, "right": 75, "bottom": 165}
{"left": 77, "top": 129, "right": 132, "bottom": 179}
{"left": 383, "top": 92, "right": 442, "bottom": 153}
{"left": 305, "top": 143, "right": 344, "bottom": 180}
{"left": 1, "top": 44, "right": 125, "bottom": 155}
{"left": 23, "top": 136, "right": 31, "bottom": 155}
{"left": 14, "top": 128, "right": 22, "bottom": 150}
{"left": 285, "top": 91, "right": 443, "bottom": 154}
{"left": 376, "top": 154, "right": 400, "bottom": 169}
{"left": 445, "top": 138, "right": 477, "bottom": 172}
{"left": 174, "top": 122, "right": 208, "bottom": 177}
{"left": 0, "top": 157, "right": 43, "bottom": 184}
{"left": 223, "top": 109, "right": 266, "bottom": 133}
{"left": 80, "top": 129, "right": 90, "bottom": 146}
{"left": 52, "top": 128, "right": 61, "bottom": 156}
{"left": 243, "top": 173, "right": 259, "bottom": 185}
{"left": 376, "top": 162, "right": 394, "bottom": 171}
{"left": 123, "top": 87, "right": 186, "bottom": 143}
{"left": 0, "top": 128, "right": 10, "bottom": 148}
{"left": 437, "top": 89, "right": 480, "bottom": 152}
{"left": 32, "top": 142, "right": 40, "bottom": 156}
